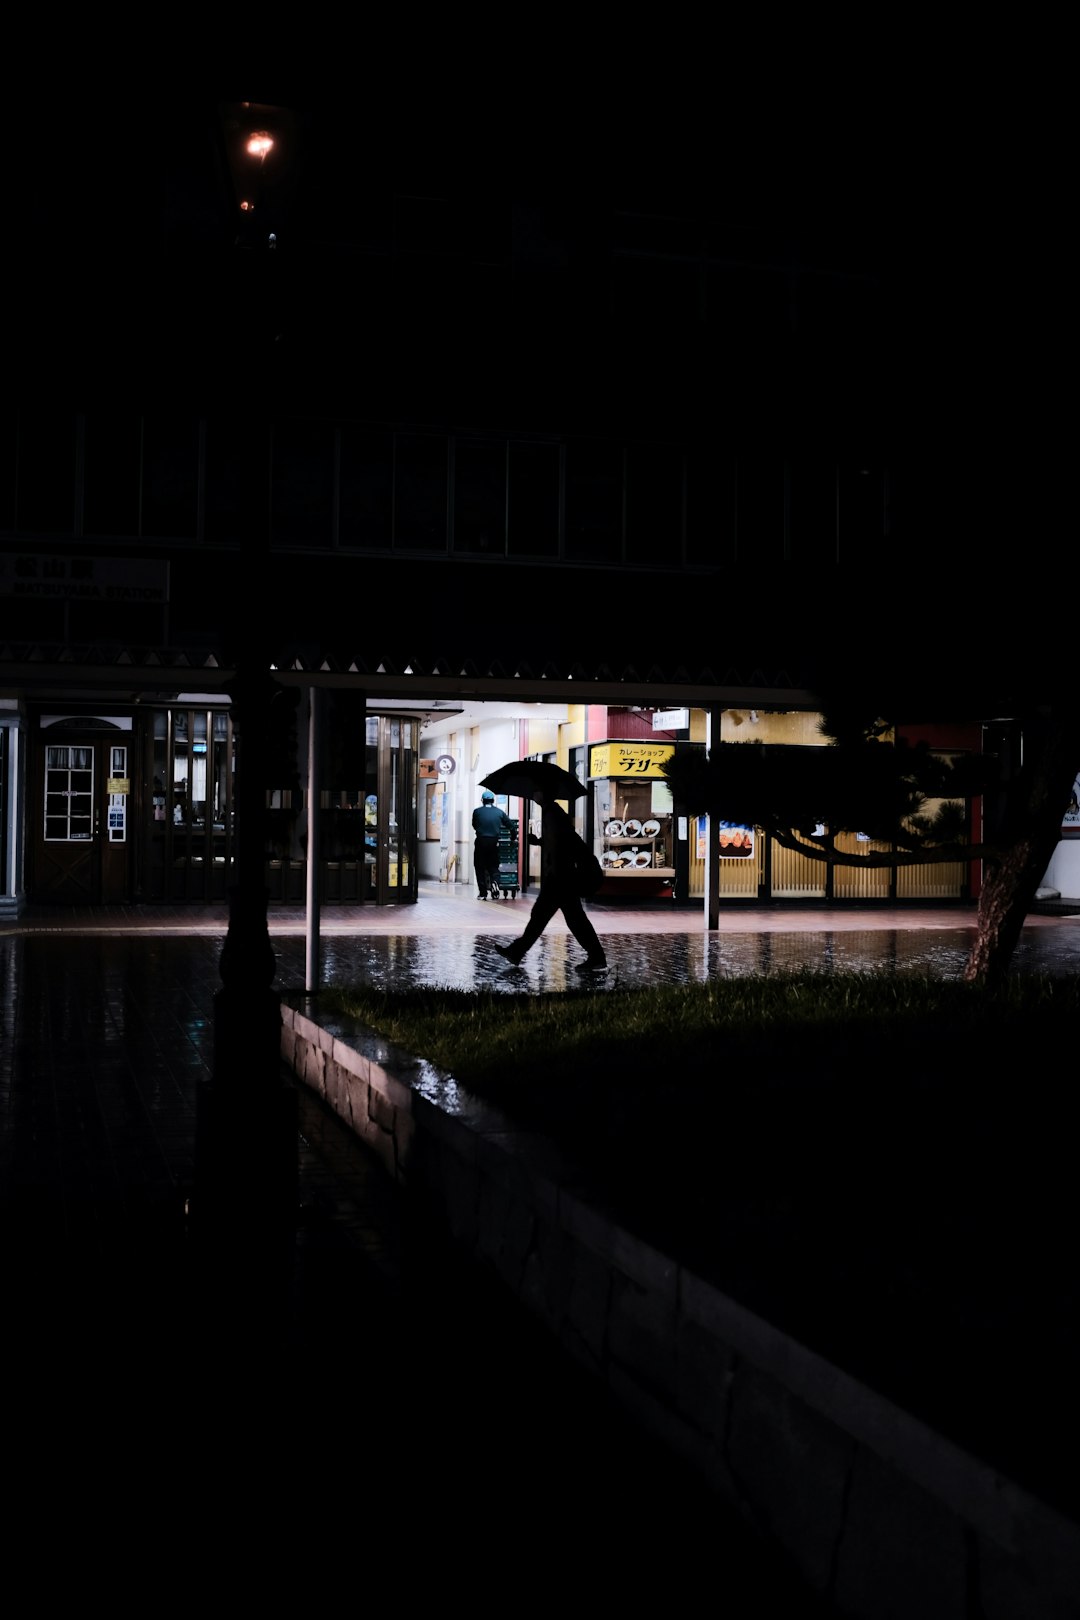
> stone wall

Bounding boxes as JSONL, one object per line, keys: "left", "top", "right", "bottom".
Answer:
{"left": 281, "top": 999, "right": 1080, "bottom": 1619}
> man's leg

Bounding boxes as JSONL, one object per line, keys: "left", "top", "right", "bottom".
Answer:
{"left": 562, "top": 893, "right": 607, "bottom": 968}
{"left": 475, "top": 841, "right": 494, "bottom": 896}
{"left": 495, "top": 888, "right": 558, "bottom": 963}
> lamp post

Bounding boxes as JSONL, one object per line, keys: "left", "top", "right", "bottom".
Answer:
{"left": 191, "top": 661, "right": 298, "bottom": 1321}
{"left": 189, "top": 151, "right": 299, "bottom": 1313}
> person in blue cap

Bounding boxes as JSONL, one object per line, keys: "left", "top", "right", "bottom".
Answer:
{"left": 472, "top": 789, "right": 512, "bottom": 898}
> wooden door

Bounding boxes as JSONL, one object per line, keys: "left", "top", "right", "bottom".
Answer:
{"left": 32, "top": 731, "right": 131, "bottom": 904}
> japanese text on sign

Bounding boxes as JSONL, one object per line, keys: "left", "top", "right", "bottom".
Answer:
{"left": 589, "top": 742, "right": 674, "bottom": 779}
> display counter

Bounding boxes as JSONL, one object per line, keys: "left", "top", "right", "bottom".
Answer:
{"left": 589, "top": 740, "right": 682, "bottom": 892}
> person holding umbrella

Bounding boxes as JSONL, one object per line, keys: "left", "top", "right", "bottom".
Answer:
{"left": 482, "top": 761, "right": 607, "bottom": 973}
{"left": 472, "top": 789, "right": 512, "bottom": 899}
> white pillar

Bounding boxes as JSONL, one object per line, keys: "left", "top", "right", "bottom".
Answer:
{"left": 305, "top": 687, "right": 322, "bottom": 992}
{"left": 705, "top": 705, "right": 721, "bottom": 931}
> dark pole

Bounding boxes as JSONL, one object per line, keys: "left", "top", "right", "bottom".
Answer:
{"left": 191, "top": 663, "right": 298, "bottom": 1302}
{"left": 707, "top": 705, "right": 722, "bottom": 929}
{"left": 305, "top": 685, "right": 322, "bottom": 993}
{"left": 190, "top": 228, "right": 298, "bottom": 1323}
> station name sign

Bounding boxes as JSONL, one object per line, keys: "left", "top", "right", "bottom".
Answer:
{"left": 0, "top": 554, "right": 170, "bottom": 602}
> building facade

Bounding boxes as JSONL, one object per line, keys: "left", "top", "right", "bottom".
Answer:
{"left": 1, "top": 92, "right": 1024, "bottom": 916}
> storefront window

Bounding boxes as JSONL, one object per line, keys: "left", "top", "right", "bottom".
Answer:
{"left": 173, "top": 713, "right": 190, "bottom": 827}
{"left": 590, "top": 740, "right": 676, "bottom": 884}
{"left": 145, "top": 706, "right": 235, "bottom": 901}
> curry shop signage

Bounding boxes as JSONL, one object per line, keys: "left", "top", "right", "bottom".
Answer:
{"left": 589, "top": 742, "right": 674, "bottom": 779}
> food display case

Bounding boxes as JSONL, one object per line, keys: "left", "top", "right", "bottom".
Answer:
{"left": 589, "top": 741, "right": 677, "bottom": 888}
{"left": 600, "top": 814, "right": 671, "bottom": 875}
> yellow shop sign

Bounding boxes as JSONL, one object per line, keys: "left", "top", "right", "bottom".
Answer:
{"left": 589, "top": 742, "right": 674, "bottom": 779}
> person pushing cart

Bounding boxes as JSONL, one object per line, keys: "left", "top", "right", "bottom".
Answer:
{"left": 472, "top": 789, "right": 512, "bottom": 899}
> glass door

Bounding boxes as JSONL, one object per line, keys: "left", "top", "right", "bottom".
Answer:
{"left": 32, "top": 726, "right": 132, "bottom": 904}
{"left": 322, "top": 709, "right": 419, "bottom": 904}
{"left": 383, "top": 719, "right": 417, "bottom": 907}
{"left": 358, "top": 713, "right": 419, "bottom": 904}
{"left": 38, "top": 738, "right": 96, "bottom": 901}
{"left": 145, "top": 706, "right": 235, "bottom": 901}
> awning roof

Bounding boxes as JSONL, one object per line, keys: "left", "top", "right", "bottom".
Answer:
{"left": 0, "top": 640, "right": 813, "bottom": 710}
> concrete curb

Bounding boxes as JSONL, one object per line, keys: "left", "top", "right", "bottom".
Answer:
{"left": 281, "top": 998, "right": 1080, "bottom": 1619}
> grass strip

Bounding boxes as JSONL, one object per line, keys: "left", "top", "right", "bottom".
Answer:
{"left": 314, "top": 969, "right": 1079, "bottom": 1511}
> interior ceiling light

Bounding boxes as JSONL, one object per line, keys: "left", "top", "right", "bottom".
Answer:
{"left": 246, "top": 131, "right": 274, "bottom": 159}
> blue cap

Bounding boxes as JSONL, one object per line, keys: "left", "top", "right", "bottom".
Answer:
{"left": 482, "top": 790, "right": 494, "bottom": 802}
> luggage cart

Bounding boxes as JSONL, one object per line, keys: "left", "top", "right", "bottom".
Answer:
{"left": 491, "top": 817, "right": 519, "bottom": 899}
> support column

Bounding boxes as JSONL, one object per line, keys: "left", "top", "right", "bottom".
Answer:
{"left": 1, "top": 702, "right": 26, "bottom": 919}
{"left": 192, "top": 666, "right": 298, "bottom": 1292}
{"left": 706, "top": 705, "right": 722, "bottom": 931}
{"left": 305, "top": 686, "right": 321, "bottom": 993}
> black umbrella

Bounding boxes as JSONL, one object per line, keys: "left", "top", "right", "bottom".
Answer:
{"left": 481, "top": 760, "right": 586, "bottom": 803}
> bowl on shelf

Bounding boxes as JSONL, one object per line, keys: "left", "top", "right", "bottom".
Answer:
{"left": 642, "top": 819, "right": 660, "bottom": 837}
{"left": 632, "top": 851, "right": 652, "bottom": 867}
{"left": 623, "top": 819, "right": 643, "bottom": 838}
{"left": 604, "top": 819, "right": 624, "bottom": 838}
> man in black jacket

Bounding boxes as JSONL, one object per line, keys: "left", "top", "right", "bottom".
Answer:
{"left": 494, "top": 797, "right": 607, "bottom": 971}
{"left": 472, "top": 790, "right": 512, "bottom": 898}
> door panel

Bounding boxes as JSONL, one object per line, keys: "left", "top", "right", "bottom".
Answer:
{"left": 357, "top": 712, "right": 419, "bottom": 904}
{"left": 101, "top": 741, "right": 131, "bottom": 902}
{"left": 144, "top": 707, "right": 235, "bottom": 902}
{"left": 32, "top": 732, "right": 131, "bottom": 904}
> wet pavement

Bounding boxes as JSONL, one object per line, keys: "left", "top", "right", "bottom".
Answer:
{"left": 7, "top": 877, "right": 1080, "bottom": 992}
{"left": 2, "top": 885, "right": 1077, "bottom": 1608}
{"left": 278, "top": 913, "right": 1080, "bottom": 993}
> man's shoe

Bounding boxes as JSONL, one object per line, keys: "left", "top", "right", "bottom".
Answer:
{"left": 575, "top": 958, "right": 608, "bottom": 973}
{"left": 494, "top": 943, "right": 524, "bottom": 966}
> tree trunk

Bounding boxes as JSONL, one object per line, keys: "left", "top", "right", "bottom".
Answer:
{"left": 963, "top": 712, "right": 1080, "bottom": 989}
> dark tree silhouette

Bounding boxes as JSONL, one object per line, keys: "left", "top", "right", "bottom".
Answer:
{"left": 663, "top": 703, "right": 1079, "bottom": 990}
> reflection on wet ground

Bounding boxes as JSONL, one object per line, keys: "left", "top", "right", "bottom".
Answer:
{"left": 7, "top": 884, "right": 1080, "bottom": 995}
{"left": 271, "top": 921, "right": 1080, "bottom": 996}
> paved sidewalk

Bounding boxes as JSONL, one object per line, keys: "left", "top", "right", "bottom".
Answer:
{"left": 7, "top": 878, "right": 1080, "bottom": 991}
